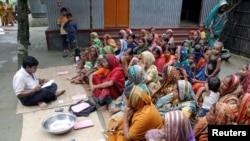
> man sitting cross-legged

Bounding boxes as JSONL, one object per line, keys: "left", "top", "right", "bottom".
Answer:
{"left": 13, "top": 56, "right": 65, "bottom": 108}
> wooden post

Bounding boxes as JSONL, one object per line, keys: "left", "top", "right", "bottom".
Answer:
{"left": 17, "top": 0, "right": 29, "bottom": 69}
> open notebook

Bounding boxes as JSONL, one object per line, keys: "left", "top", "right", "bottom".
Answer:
{"left": 41, "top": 80, "right": 54, "bottom": 88}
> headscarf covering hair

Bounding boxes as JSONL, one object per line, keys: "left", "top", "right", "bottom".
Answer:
{"left": 107, "top": 39, "right": 117, "bottom": 48}
{"left": 177, "top": 46, "right": 188, "bottom": 63}
{"left": 90, "top": 32, "right": 98, "bottom": 39}
{"left": 145, "top": 110, "right": 195, "bottom": 141}
{"left": 127, "top": 65, "right": 147, "bottom": 85}
{"left": 103, "top": 34, "right": 112, "bottom": 40}
{"left": 126, "top": 28, "right": 133, "bottom": 35}
{"left": 166, "top": 29, "right": 174, "bottom": 37}
{"left": 152, "top": 46, "right": 163, "bottom": 56}
{"left": 205, "top": 0, "right": 228, "bottom": 33}
{"left": 140, "top": 29, "right": 149, "bottom": 37}
{"left": 177, "top": 80, "right": 195, "bottom": 102}
{"left": 182, "top": 40, "right": 192, "bottom": 53}
{"left": 127, "top": 85, "right": 151, "bottom": 110}
{"left": 220, "top": 74, "right": 240, "bottom": 96}
{"left": 104, "top": 53, "right": 120, "bottom": 70}
{"left": 141, "top": 51, "right": 155, "bottom": 69}
{"left": 126, "top": 65, "right": 150, "bottom": 94}
{"left": 119, "top": 30, "right": 127, "bottom": 40}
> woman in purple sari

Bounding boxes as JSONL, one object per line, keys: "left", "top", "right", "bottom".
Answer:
{"left": 145, "top": 110, "right": 195, "bottom": 141}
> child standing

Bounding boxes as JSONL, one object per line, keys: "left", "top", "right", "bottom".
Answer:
{"left": 197, "top": 77, "right": 221, "bottom": 117}
{"left": 205, "top": 41, "right": 222, "bottom": 79}
{"left": 199, "top": 23, "right": 206, "bottom": 41}
{"left": 57, "top": 7, "right": 68, "bottom": 57}
{"left": 63, "top": 12, "right": 78, "bottom": 57}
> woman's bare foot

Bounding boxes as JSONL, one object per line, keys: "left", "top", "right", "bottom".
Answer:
{"left": 38, "top": 102, "right": 47, "bottom": 108}
{"left": 55, "top": 90, "right": 66, "bottom": 97}
{"left": 98, "top": 104, "right": 108, "bottom": 111}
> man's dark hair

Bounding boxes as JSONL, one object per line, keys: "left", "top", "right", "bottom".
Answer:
{"left": 66, "top": 12, "right": 73, "bottom": 17}
{"left": 208, "top": 77, "right": 221, "bottom": 92}
{"left": 22, "top": 56, "right": 39, "bottom": 68}
{"left": 60, "top": 7, "right": 67, "bottom": 13}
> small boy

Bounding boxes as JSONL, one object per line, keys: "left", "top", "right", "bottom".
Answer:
{"left": 57, "top": 7, "right": 68, "bottom": 57}
{"left": 199, "top": 23, "right": 206, "bottom": 40}
{"left": 63, "top": 12, "right": 78, "bottom": 57}
{"left": 197, "top": 77, "right": 221, "bottom": 117}
{"left": 205, "top": 41, "right": 222, "bottom": 79}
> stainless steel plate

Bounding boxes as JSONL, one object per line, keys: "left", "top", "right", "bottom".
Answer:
{"left": 42, "top": 113, "right": 77, "bottom": 134}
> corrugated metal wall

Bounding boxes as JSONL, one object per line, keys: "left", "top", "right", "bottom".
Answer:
{"left": 45, "top": 0, "right": 104, "bottom": 30}
{"left": 129, "top": 0, "right": 183, "bottom": 28}
{"left": 92, "top": 0, "right": 104, "bottom": 29}
{"left": 30, "top": 0, "right": 47, "bottom": 18}
{"left": 199, "top": 0, "right": 220, "bottom": 24}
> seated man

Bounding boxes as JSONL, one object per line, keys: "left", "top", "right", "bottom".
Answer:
{"left": 13, "top": 56, "right": 65, "bottom": 107}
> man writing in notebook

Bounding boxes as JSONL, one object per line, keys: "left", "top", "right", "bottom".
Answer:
{"left": 13, "top": 56, "right": 66, "bottom": 107}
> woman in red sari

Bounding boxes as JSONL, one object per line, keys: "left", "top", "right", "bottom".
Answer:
{"left": 89, "top": 54, "right": 125, "bottom": 108}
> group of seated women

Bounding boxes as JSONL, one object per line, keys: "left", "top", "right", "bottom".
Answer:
{"left": 68, "top": 28, "right": 250, "bottom": 141}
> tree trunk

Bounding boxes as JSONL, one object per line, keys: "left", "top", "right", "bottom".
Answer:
{"left": 17, "top": 0, "right": 29, "bottom": 69}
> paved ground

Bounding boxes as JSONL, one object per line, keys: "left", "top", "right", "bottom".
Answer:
{"left": 0, "top": 24, "right": 249, "bottom": 141}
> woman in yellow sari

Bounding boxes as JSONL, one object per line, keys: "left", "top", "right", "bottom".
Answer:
{"left": 107, "top": 85, "right": 163, "bottom": 141}
{"left": 5, "top": 2, "right": 14, "bottom": 26}
{"left": 0, "top": 2, "right": 5, "bottom": 26}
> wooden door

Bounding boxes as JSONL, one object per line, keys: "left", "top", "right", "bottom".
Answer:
{"left": 104, "top": 0, "right": 129, "bottom": 28}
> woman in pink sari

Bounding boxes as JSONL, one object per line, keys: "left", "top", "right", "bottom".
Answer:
{"left": 145, "top": 110, "right": 195, "bottom": 141}
{"left": 152, "top": 46, "right": 165, "bottom": 75}
{"left": 89, "top": 54, "right": 125, "bottom": 108}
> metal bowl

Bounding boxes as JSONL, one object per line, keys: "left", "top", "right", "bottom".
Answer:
{"left": 42, "top": 113, "right": 77, "bottom": 134}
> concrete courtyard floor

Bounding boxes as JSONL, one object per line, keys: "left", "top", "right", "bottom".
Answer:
{"left": 0, "top": 25, "right": 249, "bottom": 141}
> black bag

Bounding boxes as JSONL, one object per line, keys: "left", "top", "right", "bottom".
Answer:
{"left": 68, "top": 100, "right": 96, "bottom": 117}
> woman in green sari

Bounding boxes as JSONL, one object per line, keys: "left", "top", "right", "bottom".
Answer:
{"left": 90, "top": 32, "right": 104, "bottom": 54}
{"left": 205, "top": 0, "right": 228, "bottom": 48}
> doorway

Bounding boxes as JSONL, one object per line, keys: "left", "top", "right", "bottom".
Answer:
{"left": 104, "top": 0, "right": 129, "bottom": 28}
{"left": 180, "top": 0, "right": 202, "bottom": 26}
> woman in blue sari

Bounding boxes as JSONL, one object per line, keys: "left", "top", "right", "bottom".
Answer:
{"left": 206, "top": 0, "right": 228, "bottom": 48}
{"left": 174, "top": 46, "right": 192, "bottom": 83}
{"left": 109, "top": 65, "right": 149, "bottom": 115}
